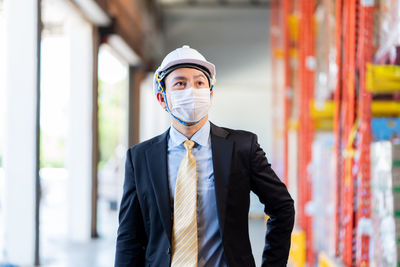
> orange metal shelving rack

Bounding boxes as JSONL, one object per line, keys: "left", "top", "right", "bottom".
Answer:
{"left": 333, "top": 0, "right": 343, "bottom": 261}
{"left": 336, "top": 1, "right": 358, "bottom": 265}
{"left": 272, "top": 0, "right": 316, "bottom": 265}
{"left": 282, "top": 0, "right": 292, "bottom": 188}
{"left": 269, "top": 0, "right": 286, "bottom": 182}
{"left": 354, "top": 2, "right": 374, "bottom": 266}
{"left": 271, "top": 0, "right": 376, "bottom": 266}
{"left": 335, "top": 1, "right": 375, "bottom": 266}
{"left": 297, "top": 0, "right": 315, "bottom": 265}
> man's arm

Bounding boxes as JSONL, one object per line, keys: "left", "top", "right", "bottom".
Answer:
{"left": 249, "top": 134, "right": 295, "bottom": 267}
{"left": 115, "top": 149, "right": 147, "bottom": 267}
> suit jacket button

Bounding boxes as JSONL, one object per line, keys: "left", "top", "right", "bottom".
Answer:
{"left": 166, "top": 247, "right": 171, "bottom": 255}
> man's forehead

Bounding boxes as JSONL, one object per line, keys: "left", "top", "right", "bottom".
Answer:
{"left": 166, "top": 67, "right": 207, "bottom": 80}
{"left": 171, "top": 74, "right": 207, "bottom": 81}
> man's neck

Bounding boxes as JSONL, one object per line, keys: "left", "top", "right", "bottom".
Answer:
{"left": 172, "top": 115, "right": 208, "bottom": 140}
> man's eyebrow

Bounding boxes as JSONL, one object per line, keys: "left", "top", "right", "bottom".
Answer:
{"left": 172, "top": 76, "right": 187, "bottom": 81}
{"left": 194, "top": 74, "right": 207, "bottom": 79}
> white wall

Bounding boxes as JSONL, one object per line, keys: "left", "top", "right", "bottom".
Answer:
{"left": 139, "top": 73, "right": 170, "bottom": 142}
{"left": 209, "top": 85, "right": 270, "bottom": 149}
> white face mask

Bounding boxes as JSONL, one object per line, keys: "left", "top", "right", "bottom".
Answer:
{"left": 169, "top": 87, "right": 211, "bottom": 123}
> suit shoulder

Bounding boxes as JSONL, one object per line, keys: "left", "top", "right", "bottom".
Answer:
{"left": 210, "top": 122, "right": 257, "bottom": 144}
{"left": 127, "top": 130, "right": 168, "bottom": 155}
{"left": 219, "top": 126, "right": 257, "bottom": 139}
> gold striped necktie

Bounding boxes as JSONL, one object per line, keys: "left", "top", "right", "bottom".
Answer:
{"left": 171, "top": 140, "right": 198, "bottom": 267}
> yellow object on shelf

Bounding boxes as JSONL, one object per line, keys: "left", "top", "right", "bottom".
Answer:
{"left": 314, "top": 119, "right": 333, "bottom": 131}
{"left": 311, "top": 101, "right": 334, "bottom": 120}
{"left": 288, "top": 15, "right": 300, "bottom": 42}
{"left": 310, "top": 101, "right": 334, "bottom": 130}
{"left": 311, "top": 100, "right": 400, "bottom": 120}
{"left": 372, "top": 101, "right": 400, "bottom": 116}
{"left": 366, "top": 63, "right": 400, "bottom": 92}
{"left": 288, "top": 230, "right": 306, "bottom": 267}
{"left": 290, "top": 48, "right": 298, "bottom": 59}
{"left": 273, "top": 48, "right": 297, "bottom": 59}
{"left": 273, "top": 48, "right": 284, "bottom": 58}
{"left": 288, "top": 118, "right": 299, "bottom": 130}
{"left": 318, "top": 252, "right": 341, "bottom": 267}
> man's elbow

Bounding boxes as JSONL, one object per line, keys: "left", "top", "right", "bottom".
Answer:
{"left": 115, "top": 240, "right": 146, "bottom": 267}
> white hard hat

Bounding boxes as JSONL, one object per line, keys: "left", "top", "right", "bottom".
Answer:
{"left": 153, "top": 45, "right": 216, "bottom": 95}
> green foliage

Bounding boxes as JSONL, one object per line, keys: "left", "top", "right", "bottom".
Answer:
{"left": 40, "top": 130, "right": 65, "bottom": 168}
{"left": 98, "top": 79, "right": 127, "bottom": 167}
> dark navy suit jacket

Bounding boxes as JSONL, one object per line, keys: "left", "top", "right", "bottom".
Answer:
{"left": 115, "top": 122, "right": 295, "bottom": 267}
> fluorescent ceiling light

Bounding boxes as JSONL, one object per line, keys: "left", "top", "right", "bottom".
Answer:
{"left": 107, "top": 34, "right": 142, "bottom": 66}
{"left": 73, "top": 0, "right": 111, "bottom": 26}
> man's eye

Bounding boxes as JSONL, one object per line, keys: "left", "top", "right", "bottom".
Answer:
{"left": 174, "top": 82, "right": 184, "bottom": 87}
{"left": 197, "top": 81, "right": 204, "bottom": 86}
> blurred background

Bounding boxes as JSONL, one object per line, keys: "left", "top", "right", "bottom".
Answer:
{"left": 0, "top": 0, "right": 400, "bottom": 266}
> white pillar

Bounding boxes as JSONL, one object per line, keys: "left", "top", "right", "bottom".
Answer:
{"left": 3, "top": 0, "right": 40, "bottom": 265}
{"left": 65, "top": 15, "right": 95, "bottom": 242}
{"left": 139, "top": 73, "right": 170, "bottom": 142}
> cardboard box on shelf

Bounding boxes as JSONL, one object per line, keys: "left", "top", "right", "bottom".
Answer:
{"left": 391, "top": 142, "right": 400, "bottom": 160}
{"left": 393, "top": 192, "right": 400, "bottom": 210}
{"left": 392, "top": 143, "right": 400, "bottom": 159}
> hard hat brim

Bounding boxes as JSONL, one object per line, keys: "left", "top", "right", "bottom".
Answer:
{"left": 159, "top": 58, "right": 216, "bottom": 78}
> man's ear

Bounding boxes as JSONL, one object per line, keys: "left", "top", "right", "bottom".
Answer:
{"left": 156, "top": 92, "right": 167, "bottom": 110}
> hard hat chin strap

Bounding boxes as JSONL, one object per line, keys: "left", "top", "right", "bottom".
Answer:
{"left": 210, "top": 78, "right": 216, "bottom": 92}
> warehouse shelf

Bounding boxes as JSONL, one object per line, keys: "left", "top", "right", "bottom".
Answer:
{"left": 268, "top": 0, "right": 399, "bottom": 266}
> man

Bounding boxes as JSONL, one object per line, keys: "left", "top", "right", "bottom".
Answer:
{"left": 115, "top": 45, "right": 295, "bottom": 267}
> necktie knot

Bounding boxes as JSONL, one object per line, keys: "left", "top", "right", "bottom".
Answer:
{"left": 183, "top": 140, "right": 195, "bottom": 151}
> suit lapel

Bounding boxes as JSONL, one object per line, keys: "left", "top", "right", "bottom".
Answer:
{"left": 145, "top": 129, "right": 172, "bottom": 244}
{"left": 210, "top": 122, "right": 233, "bottom": 237}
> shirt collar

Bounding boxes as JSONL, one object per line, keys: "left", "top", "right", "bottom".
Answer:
{"left": 169, "top": 120, "right": 211, "bottom": 148}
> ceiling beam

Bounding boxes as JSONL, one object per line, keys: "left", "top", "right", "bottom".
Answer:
{"left": 91, "top": 0, "right": 161, "bottom": 70}
{"left": 161, "top": 1, "right": 270, "bottom": 8}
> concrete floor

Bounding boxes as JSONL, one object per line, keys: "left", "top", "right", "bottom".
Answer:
{"left": 40, "top": 215, "right": 266, "bottom": 267}
{"left": 41, "top": 217, "right": 266, "bottom": 267}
